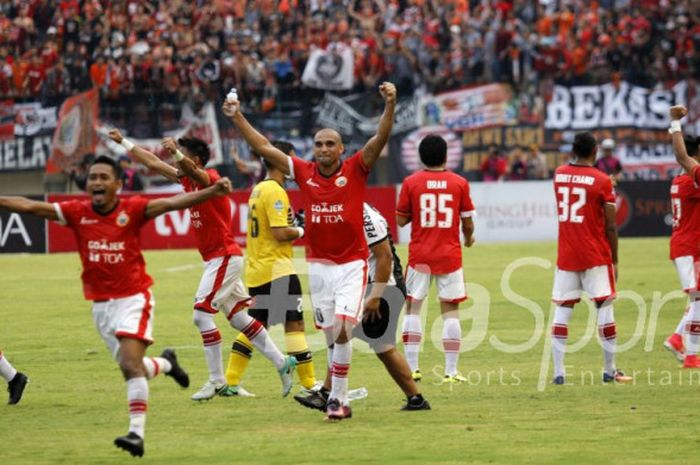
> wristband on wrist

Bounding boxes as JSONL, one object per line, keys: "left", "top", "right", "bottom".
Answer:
{"left": 295, "top": 227, "right": 304, "bottom": 239}
{"left": 120, "top": 139, "right": 135, "bottom": 151}
{"left": 173, "top": 149, "right": 186, "bottom": 162}
{"left": 669, "top": 120, "right": 682, "bottom": 134}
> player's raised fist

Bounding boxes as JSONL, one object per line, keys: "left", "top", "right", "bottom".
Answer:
{"left": 222, "top": 100, "right": 240, "bottom": 118}
{"left": 161, "top": 137, "right": 178, "bottom": 154}
{"left": 379, "top": 82, "right": 396, "bottom": 105}
{"left": 669, "top": 105, "right": 688, "bottom": 121}
{"left": 214, "top": 177, "right": 233, "bottom": 195}
{"left": 107, "top": 129, "right": 123, "bottom": 143}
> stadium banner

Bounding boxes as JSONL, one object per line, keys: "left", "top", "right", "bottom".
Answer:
{"left": 316, "top": 93, "right": 420, "bottom": 137}
{"left": 301, "top": 45, "right": 354, "bottom": 91}
{"left": 420, "top": 84, "right": 517, "bottom": 131}
{"left": 0, "top": 102, "right": 58, "bottom": 171}
{"left": 396, "top": 181, "right": 558, "bottom": 244}
{"left": 544, "top": 81, "right": 688, "bottom": 180}
{"left": 170, "top": 102, "right": 224, "bottom": 165}
{"left": 615, "top": 180, "right": 672, "bottom": 237}
{"left": 0, "top": 195, "right": 46, "bottom": 253}
{"left": 47, "top": 88, "right": 99, "bottom": 174}
{"left": 460, "top": 124, "right": 544, "bottom": 171}
{"left": 46, "top": 186, "right": 397, "bottom": 253}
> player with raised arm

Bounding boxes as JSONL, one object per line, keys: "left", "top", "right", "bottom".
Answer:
{"left": 0, "top": 155, "right": 234, "bottom": 456}
{"left": 224, "top": 140, "right": 318, "bottom": 395}
{"left": 0, "top": 351, "right": 27, "bottom": 404}
{"left": 294, "top": 202, "right": 431, "bottom": 412}
{"left": 223, "top": 82, "right": 396, "bottom": 420}
{"left": 665, "top": 105, "right": 700, "bottom": 367}
{"left": 107, "top": 130, "right": 297, "bottom": 401}
{"left": 396, "top": 135, "right": 475, "bottom": 384}
{"left": 550, "top": 132, "right": 631, "bottom": 385}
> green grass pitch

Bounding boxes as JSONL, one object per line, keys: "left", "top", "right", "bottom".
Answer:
{"left": 1, "top": 238, "right": 697, "bottom": 464}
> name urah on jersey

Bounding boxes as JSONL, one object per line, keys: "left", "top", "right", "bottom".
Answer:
{"left": 87, "top": 239, "right": 126, "bottom": 264}
{"left": 554, "top": 174, "right": 595, "bottom": 185}
{"left": 310, "top": 202, "right": 344, "bottom": 223}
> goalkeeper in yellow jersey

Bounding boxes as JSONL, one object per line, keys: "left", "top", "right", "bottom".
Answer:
{"left": 223, "top": 140, "right": 317, "bottom": 396}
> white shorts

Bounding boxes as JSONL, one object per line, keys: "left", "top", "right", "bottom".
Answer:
{"left": 92, "top": 290, "right": 155, "bottom": 359}
{"left": 405, "top": 266, "right": 467, "bottom": 303}
{"left": 309, "top": 260, "right": 368, "bottom": 329}
{"left": 674, "top": 255, "right": 700, "bottom": 294}
{"left": 551, "top": 265, "right": 616, "bottom": 305}
{"left": 194, "top": 255, "right": 251, "bottom": 318}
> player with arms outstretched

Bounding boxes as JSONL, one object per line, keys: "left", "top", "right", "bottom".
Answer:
{"left": 665, "top": 105, "right": 700, "bottom": 367}
{"left": 550, "top": 132, "right": 631, "bottom": 384}
{"left": 0, "top": 155, "right": 235, "bottom": 456}
{"left": 396, "top": 135, "right": 475, "bottom": 383}
{"left": 225, "top": 140, "right": 318, "bottom": 395}
{"left": 107, "top": 130, "right": 297, "bottom": 401}
{"left": 224, "top": 82, "right": 396, "bottom": 420}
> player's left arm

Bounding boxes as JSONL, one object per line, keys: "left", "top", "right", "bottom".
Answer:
{"left": 161, "top": 137, "right": 211, "bottom": 186}
{"left": 0, "top": 196, "right": 59, "bottom": 220}
{"left": 669, "top": 105, "right": 698, "bottom": 177}
{"left": 365, "top": 238, "right": 392, "bottom": 322}
{"left": 462, "top": 217, "right": 475, "bottom": 247}
{"left": 396, "top": 182, "right": 411, "bottom": 226}
{"left": 361, "top": 82, "right": 396, "bottom": 170}
{"left": 461, "top": 182, "right": 476, "bottom": 247}
{"left": 604, "top": 202, "right": 618, "bottom": 275}
{"left": 144, "top": 177, "right": 233, "bottom": 219}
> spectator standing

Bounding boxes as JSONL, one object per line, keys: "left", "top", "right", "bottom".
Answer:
{"left": 481, "top": 146, "right": 508, "bottom": 182}
{"left": 594, "top": 138, "right": 623, "bottom": 184}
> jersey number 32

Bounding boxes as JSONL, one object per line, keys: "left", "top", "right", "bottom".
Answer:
{"left": 557, "top": 186, "right": 586, "bottom": 224}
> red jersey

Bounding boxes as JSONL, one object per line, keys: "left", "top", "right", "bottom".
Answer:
{"left": 396, "top": 169, "right": 475, "bottom": 274}
{"left": 181, "top": 169, "right": 241, "bottom": 261}
{"left": 290, "top": 151, "right": 369, "bottom": 264}
{"left": 670, "top": 174, "right": 700, "bottom": 259}
{"left": 54, "top": 197, "right": 154, "bottom": 301}
{"left": 553, "top": 164, "right": 615, "bottom": 271}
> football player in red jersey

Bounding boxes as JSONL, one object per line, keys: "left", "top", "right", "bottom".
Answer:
{"left": 0, "top": 156, "right": 233, "bottom": 457}
{"left": 396, "top": 135, "right": 475, "bottom": 384}
{"left": 550, "top": 132, "right": 631, "bottom": 385}
{"left": 223, "top": 82, "right": 396, "bottom": 420}
{"left": 107, "top": 130, "right": 297, "bottom": 401}
{"left": 667, "top": 105, "right": 700, "bottom": 367}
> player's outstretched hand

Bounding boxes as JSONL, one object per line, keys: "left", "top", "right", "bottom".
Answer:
{"left": 379, "top": 82, "right": 397, "bottom": 105}
{"left": 363, "top": 297, "right": 381, "bottom": 323}
{"left": 669, "top": 105, "right": 688, "bottom": 121}
{"left": 465, "top": 236, "right": 475, "bottom": 247}
{"left": 161, "top": 137, "right": 178, "bottom": 155}
{"left": 214, "top": 177, "right": 233, "bottom": 195}
{"left": 293, "top": 209, "right": 305, "bottom": 229}
{"left": 222, "top": 100, "right": 240, "bottom": 118}
{"left": 108, "top": 129, "right": 123, "bottom": 143}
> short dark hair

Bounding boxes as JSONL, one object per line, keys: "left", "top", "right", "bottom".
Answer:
{"left": 418, "top": 134, "right": 447, "bottom": 167}
{"left": 259, "top": 140, "right": 295, "bottom": 169}
{"left": 572, "top": 132, "right": 597, "bottom": 159}
{"left": 178, "top": 137, "right": 210, "bottom": 166}
{"left": 684, "top": 135, "right": 700, "bottom": 158}
{"left": 90, "top": 155, "right": 122, "bottom": 179}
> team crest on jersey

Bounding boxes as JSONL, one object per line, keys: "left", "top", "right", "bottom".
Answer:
{"left": 335, "top": 176, "right": 347, "bottom": 187}
{"left": 116, "top": 211, "right": 130, "bottom": 227}
{"left": 274, "top": 200, "right": 284, "bottom": 211}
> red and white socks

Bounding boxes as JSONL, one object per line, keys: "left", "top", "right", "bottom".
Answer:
{"left": 126, "top": 377, "right": 148, "bottom": 439}
{"left": 597, "top": 304, "right": 617, "bottom": 375}
{"left": 193, "top": 311, "right": 225, "bottom": 384}
{"left": 0, "top": 351, "right": 17, "bottom": 382}
{"left": 142, "top": 356, "right": 171, "bottom": 380}
{"left": 330, "top": 341, "right": 352, "bottom": 404}
{"left": 551, "top": 306, "right": 573, "bottom": 379}
{"left": 230, "top": 311, "right": 285, "bottom": 369}
{"left": 402, "top": 314, "right": 422, "bottom": 372}
{"left": 684, "top": 300, "right": 700, "bottom": 359}
{"left": 442, "top": 318, "right": 461, "bottom": 376}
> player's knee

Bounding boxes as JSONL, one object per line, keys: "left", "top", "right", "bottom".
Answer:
{"left": 192, "top": 310, "right": 213, "bottom": 328}
{"left": 118, "top": 357, "right": 146, "bottom": 379}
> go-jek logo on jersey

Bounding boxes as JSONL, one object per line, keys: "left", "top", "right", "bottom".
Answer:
{"left": 87, "top": 240, "right": 126, "bottom": 264}
{"left": 310, "top": 202, "right": 344, "bottom": 224}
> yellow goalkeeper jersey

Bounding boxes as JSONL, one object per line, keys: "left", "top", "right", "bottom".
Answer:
{"left": 245, "top": 179, "right": 296, "bottom": 287}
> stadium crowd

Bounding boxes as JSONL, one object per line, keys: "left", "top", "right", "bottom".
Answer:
{"left": 0, "top": 0, "right": 698, "bottom": 110}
